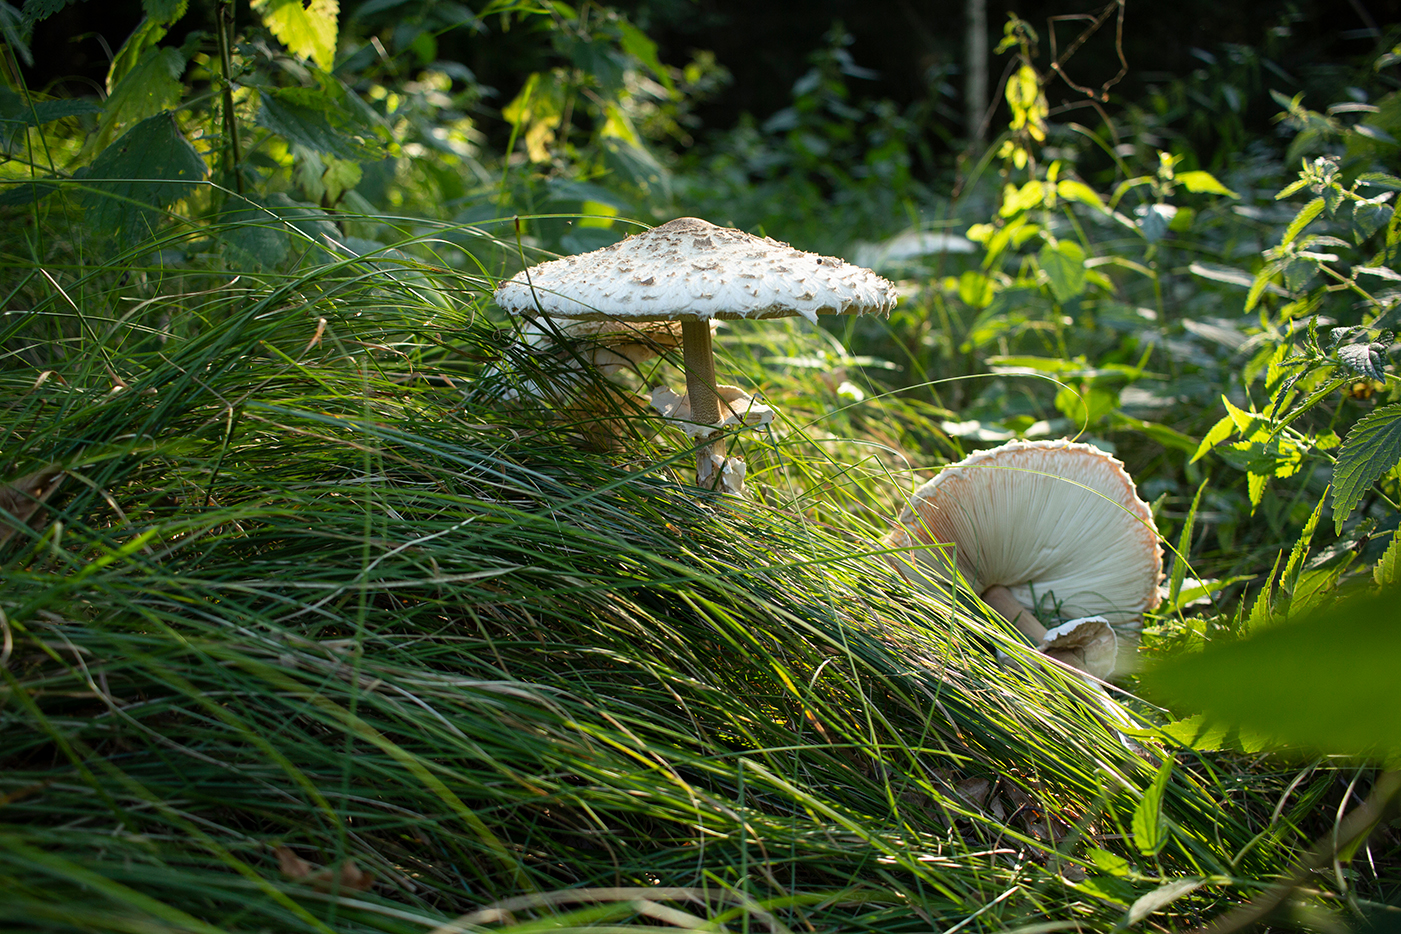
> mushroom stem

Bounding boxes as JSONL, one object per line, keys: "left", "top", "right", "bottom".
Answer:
{"left": 680, "top": 318, "right": 724, "bottom": 484}
{"left": 981, "top": 585, "right": 1047, "bottom": 642}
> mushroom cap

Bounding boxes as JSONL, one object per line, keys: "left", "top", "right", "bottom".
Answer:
{"left": 494, "top": 217, "right": 897, "bottom": 325}
{"left": 1040, "top": 616, "right": 1118, "bottom": 680}
{"left": 884, "top": 439, "right": 1162, "bottom": 628}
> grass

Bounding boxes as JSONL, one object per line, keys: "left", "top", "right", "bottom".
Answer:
{"left": 0, "top": 213, "right": 1376, "bottom": 932}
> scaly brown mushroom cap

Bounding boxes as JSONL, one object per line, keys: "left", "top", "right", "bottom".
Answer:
{"left": 494, "top": 218, "right": 896, "bottom": 490}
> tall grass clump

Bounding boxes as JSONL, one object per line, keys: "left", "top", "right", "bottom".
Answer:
{"left": 0, "top": 216, "right": 1319, "bottom": 933}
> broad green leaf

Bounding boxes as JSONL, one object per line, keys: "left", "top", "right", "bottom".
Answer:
{"left": 251, "top": 0, "right": 339, "bottom": 70}
{"left": 1145, "top": 586, "right": 1401, "bottom": 758}
{"left": 256, "top": 90, "right": 378, "bottom": 160}
{"left": 1056, "top": 178, "right": 1105, "bottom": 211}
{"left": 1331, "top": 402, "right": 1401, "bottom": 533}
{"left": 1161, "top": 714, "right": 1269, "bottom": 753}
{"left": 0, "top": 177, "right": 60, "bottom": 206}
{"left": 1282, "top": 196, "right": 1325, "bottom": 246}
{"left": 91, "top": 44, "right": 185, "bottom": 154}
{"left": 1351, "top": 197, "right": 1393, "bottom": 244}
{"left": 1038, "top": 240, "right": 1086, "bottom": 302}
{"left": 1176, "top": 170, "right": 1238, "bottom": 198}
{"left": 617, "top": 20, "right": 673, "bottom": 93}
{"left": 80, "top": 113, "right": 206, "bottom": 242}
{"left": 107, "top": 15, "right": 171, "bottom": 92}
{"left": 1088, "top": 847, "right": 1133, "bottom": 876}
{"left": 141, "top": 0, "right": 186, "bottom": 22}
{"left": 1131, "top": 757, "right": 1172, "bottom": 856}
{"left": 220, "top": 194, "right": 292, "bottom": 269}
{"left": 1126, "top": 878, "right": 1203, "bottom": 927}
{"left": 0, "top": 97, "right": 102, "bottom": 127}
{"left": 1245, "top": 259, "right": 1285, "bottom": 312}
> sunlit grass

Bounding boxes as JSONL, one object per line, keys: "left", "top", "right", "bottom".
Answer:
{"left": 0, "top": 213, "right": 1350, "bottom": 933}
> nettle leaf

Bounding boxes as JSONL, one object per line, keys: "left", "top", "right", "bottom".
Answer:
{"left": 1, "top": 1, "right": 33, "bottom": 66}
{"left": 1131, "top": 757, "right": 1172, "bottom": 856}
{"left": 80, "top": 112, "right": 206, "bottom": 242}
{"left": 1351, "top": 197, "right": 1393, "bottom": 244}
{"left": 1038, "top": 240, "right": 1086, "bottom": 302}
{"left": 1145, "top": 586, "right": 1401, "bottom": 756}
{"left": 1282, "top": 196, "right": 1325, "bottom": 245}
{"left": 251, "top": 0, "right": 339, "bottom": 70}
{"left": 20, "top": 0, "right": 81, "bottom": 25}
{"left": 91, "top": 45, "right": 186, "bottom": 154}
{"left": 0, "top": 97, "right": 101, "bottom": 128}
{"left": 141, "top": 0, "right": 186, "bottom": 23}
{"left": 1332, "top": 402, "right": 1401, "bottom": 532}
{"left": 256, "top": 90, "right": 378, "bottom": 160}
{"left": 1176, "top": 170, "right": 1238, "bottom": 198}
{"left": 1337, "top": 341, "right": 1388, "bottom": 381}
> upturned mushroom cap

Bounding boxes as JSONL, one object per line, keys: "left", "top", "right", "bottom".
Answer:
{"left": 493, "top": 217, "right": 897, "bottom": 324}
{"left": 884, "top": 439, "right": 1162, "bottom": 629}
{"left": 1040, "top": 616, "right": 1118, "bottom": 680}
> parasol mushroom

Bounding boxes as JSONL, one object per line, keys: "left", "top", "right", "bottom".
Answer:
{"left": 883, "top": 439, "right": 1162, "bottom": 679}
{"left": 495, "top": 217, "right": 897, "bottom": 490}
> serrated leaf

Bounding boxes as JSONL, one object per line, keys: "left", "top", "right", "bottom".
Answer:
{"left": 1356, "top": 264, "right": 1401, "bottom": 281}
{"left": 251, "top": 0, "right": 339, "bottom": 70}
{"left": 1283, "top": 197, "right": 1325, "bottom": 246}
{"left": 0, "top": 1, "right": 32, "bottom": 66}
{"left": 1358, "top": 172, "right": 1401, "bottom": 191}
{"left": 91, "top": 44, "right": 185, "bottom": 155}
{"left": 256, "top": 90, "right": 377, "bottom": 160}
{"left": 1191, "top": 413, "right": 1235, "bottom": 464}
{"left": 1176, "top": 170, "right": 1238, "bottom": 198}
{"left": 0, "top": 97, "right": 102, "bottom": 127}
{"left": 1131, "top": 757, "right": 1172, "bottom": 856}
{"left": 1246, "top": 260, "right": 1285, "bottom": 312}
{"left": 1145, "top": 587, "right": 1401, "bottom": 756}
{"left": 1282, "top": 256, "right": 1318, "bottom": 292}
{"left": 20, "top": 0, "right": 79, "bottom": 25}
{"left": 0, "top": 177, "right": 60, "bottom": 206}
{"left": 1332, "top": 402, "right": 1401, "bottom": 533}
{"left": 1126, "top": 878, "right": 1203, "bottom": 926}
{"left": 141, "top": 0, "right": 185, "bottom": 23}
{"left": 80, "top": 112, "right": 206, "bottom": 242}
{"left": 1038, "top": 240, "right": 1087, "bottom": 302}
{"left": 1375, "top": 534, "right": 1401, "bottom": 587}
{"left": 1352, "top": 198, "right": 1393, "bottom": 244}
{"left": 1338, "top": 341, "right": 1387, "bottom": 380}
{"left": 1283, "top": 491, "right": 1326, "bottom": 594}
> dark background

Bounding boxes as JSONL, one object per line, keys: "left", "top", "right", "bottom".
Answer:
{"left": 23, "top": 0, "right": 1401, "bottom": 145}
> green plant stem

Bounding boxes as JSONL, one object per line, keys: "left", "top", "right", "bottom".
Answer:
{"left": 216, "top": 0, "right": 243, "bottom": 196}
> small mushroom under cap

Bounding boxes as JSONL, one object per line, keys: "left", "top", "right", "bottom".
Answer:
{"left": 495, "top": 218, "right": 896, "bottom": 490}
{"left": 884, "top": 439, "right": 1162, "bottom": 677}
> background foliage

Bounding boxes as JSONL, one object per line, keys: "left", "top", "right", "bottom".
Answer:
{"left": 3, "top": 0, "right": 1401, "bottom": 931}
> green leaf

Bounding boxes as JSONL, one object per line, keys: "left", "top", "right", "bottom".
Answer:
{"left": 1282, "top": 491, "right": 1326, "bottom": 594}
{"left": 1191, "top": 413, "right": 1235, "bottom": 463}
{"left": 251, "top": 0, "right": 338, "bottom": 70}
{"left": 0, "top": 177, "right": 60, "bottom": 206}
{"left": 1176, "top": 170, "right": 1238, "bottom": 198}
{"left": 0, "top": 97, "right": 101, "bottom": 127}
{"left": 255, "top": 89, "right": 378, "bottom": 160}
{"left": 1131, "top": 757, "right": 1172, "bottom": 856}
{"left": 91, "top": 44, "right": 186, "bottom": 155}
{"left": 1168, "top": 480, "right": 1207, "bottom": 607}
{"left": 1144, "top": 586, "right": 1401, "bottom": 757}
{"left": 617, "top": 20, "right": 673, "bottom": 93}
{"left": 19, "top": 0, "right": 80, "bottom": 25}
{"left": 0, "top": 1, "right": 33, "bottom": 66}
{"left": 1351, "top": 197, "right": 1393, "bottom": 244}
{"left": 141, "top": 0, "right": 186, "bottom": 23}
{"left": 1331, "top": 402, "right": 1401, "bottom": 533}
{"left": 1126, "top": 878, "right": 1203, "bottom": 927}
{"left": 1282, "top": 197, "right": 1325, "bottom": 246}
{"left": 1376, "top": 534, "right": 1401, "bottom": 587}
{"left": 1038, "top": 240, "right": 1086, "bottom": 302}
{"left": 80, "top": 113, "right": 206, "bottom": 242}
{"left": 1056, "top": 179, "right": 1106, "bottom": 211}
